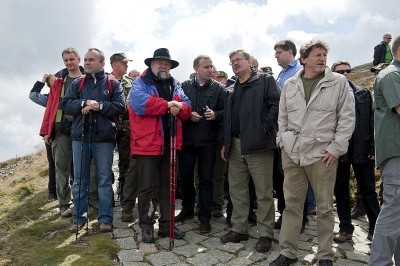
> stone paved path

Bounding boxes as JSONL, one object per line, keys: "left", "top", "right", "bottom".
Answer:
{"left": 111, "top": 156, "right": 372, "bottom": 265}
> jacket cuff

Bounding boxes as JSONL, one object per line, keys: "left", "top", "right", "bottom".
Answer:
{"left": 31, "top": 81, "right": 45, "bottom": 93}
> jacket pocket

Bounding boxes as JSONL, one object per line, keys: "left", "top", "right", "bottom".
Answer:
{"left": 281, "top": 131, "right": 297, "bottom": 154}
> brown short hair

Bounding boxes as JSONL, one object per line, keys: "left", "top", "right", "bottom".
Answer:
{"left": 62, "top": 47, "right": 80, "bottom": 59}
{"left": 299, "top": 39, "right": 329, "bottom": 64}
{"left": 193, "top": 55, "right": 211, "bottom": 69}
{"left": 274, "top": 39, "right": 297, "bottom": 57}
{"left": 229, "top": 49, "right": 251, "bottom": 60}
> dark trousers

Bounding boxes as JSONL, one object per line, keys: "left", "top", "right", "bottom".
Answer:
{"left": 180, "top": 144, "right": 216, "bottom": 221}
{"left": 121, "top": 156, "right": 138, "bottom": 211}
{"left": 116, "top": 129, "right": 131, "bottom": 200}
{"left": 334, "top": 161, "right": 380, "bottom": 234}
{"left": 45, "top": 143, "right": 56, "bottom": 196}
{"left": 273, "top": 150, "right": 285, "bottom": 213}
{"left": 136, "top": 154, "right": 170, "bottom": 232}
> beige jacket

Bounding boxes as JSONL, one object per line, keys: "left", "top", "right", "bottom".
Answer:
{"left": 277, "top": 67, "right": 355, "bottom": 166}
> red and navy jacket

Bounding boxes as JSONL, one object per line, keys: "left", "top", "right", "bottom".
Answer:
{"left": 129, "top": 69, "right": 191, "bottom": 156}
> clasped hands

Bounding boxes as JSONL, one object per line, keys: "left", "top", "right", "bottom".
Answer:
{"left": 82, "top": 100, "right": 100, "bottom": 114}
{"left": 190, "top": 105, "right": 215, "bottom": 122}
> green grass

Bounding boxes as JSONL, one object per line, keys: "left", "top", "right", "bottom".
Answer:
{"left": 0, "top": 151, "right": 120, "bottom": 266}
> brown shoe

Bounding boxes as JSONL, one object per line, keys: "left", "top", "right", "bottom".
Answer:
{"left": 255, "top": 237, "right": 272, "bottom": 252}
{"left": 99, "top": 223, "right": 113, "bottom": 232}
{"left": 333, "top": 231, "right": 352, "bottom": 243}
{"left": 174, "top": 211, "right": 194, "bottom": 223}
{"left": 220, "top": 230, "right": 249, "bottom": 243}
{"left": 199, "top": 220, "right": 211, "bottom": 234}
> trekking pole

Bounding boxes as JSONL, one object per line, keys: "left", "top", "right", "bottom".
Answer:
{"left": 85, "top": 111, "right": 93, "bottom": 233}
{"left": 76, "top": 114, "right": 86, "bottom": 241}
{"left": 169, "top": 114, "right": 177, "bottom": 251}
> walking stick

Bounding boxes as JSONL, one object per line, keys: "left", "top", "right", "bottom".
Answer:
{"left": 85, "top": 111, "right": 92, "bottom": 233}
{"left": 169, "top": 114, "right": 177, "bottom": 251}
{"left": 76, "top": 114, "right": 86, "bottom": 241}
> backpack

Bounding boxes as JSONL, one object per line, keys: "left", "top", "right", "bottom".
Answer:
{"left": 78, "top": 73, "right": 114, "bottom": 94}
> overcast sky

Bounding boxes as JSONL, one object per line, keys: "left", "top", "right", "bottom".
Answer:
{"left": 0, "top": 0, "right": 399, "bottom": 162}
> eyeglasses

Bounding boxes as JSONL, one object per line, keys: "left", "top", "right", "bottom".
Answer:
{"left": 335, "top": 69, "right": 352, "bottom": 74}
{"left": 229, "top": 57, "right": 245, "bottom": 65}
{"left": 274, "top": 50, "right": 286, "bottom": 56}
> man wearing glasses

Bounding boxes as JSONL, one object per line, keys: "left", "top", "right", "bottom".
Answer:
{"left": 373, "top": 32, "right": 393, "bottom": 66}
{"left": 330, "top": 60, "right": 380, "bottom": 244}
{"left": 220, "top": 49, "right": 280, "bottom": 252}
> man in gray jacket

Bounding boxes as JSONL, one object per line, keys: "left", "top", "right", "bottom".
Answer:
{"left": 270, "top": 40, "right": 355, "bottom": 266}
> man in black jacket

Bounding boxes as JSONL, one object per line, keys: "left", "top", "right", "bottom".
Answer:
{"left": 331, "top": 60, "right": 380, "bottom": 243}
{"left": 373, "top": 33, "right": 393, "bottom": 66}
{"left": 174, "top": 55, "right": 225, "bottom": 234}
{"left": 220, "top": 49, "right": 280, "bottom": 252}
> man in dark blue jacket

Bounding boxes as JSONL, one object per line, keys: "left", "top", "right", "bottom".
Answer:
{"left": 174, "top": 55, "right": 225, "bottom": 234}
{"left": 63, "top": 48, "right": 125, "bottom": 233}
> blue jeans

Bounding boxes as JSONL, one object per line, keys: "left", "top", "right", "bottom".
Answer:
{"left": 72, "top": 140, "right": 114, "bottom": 224}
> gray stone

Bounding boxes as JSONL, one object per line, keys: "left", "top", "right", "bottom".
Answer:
{"left": 118, "top": 249, "right": 143, "bottom": 262}
{"left": 186, "top": 253, "right": 220, "bottom": 266}
{"left": 345, "top": 250, "right": 370, "bottom": 264}
{"left": 173, "top": 243, "right": 203, "bottom": 258}
{"left": 146, "top": 251, "right": 180, "bottom": 265}
{"left": 184, "top": 230, "right": 208, "bottom": 243}
{"left": 237, "top": 250, "right": 268, "bottom": 262}
{"left": 226, "top": 257, "right": 253, "bottom": 266}
{"left": 201, "top": 237, "right": 223, "bottom": 249}
{"left": 113, "top": 228, "right": 135, "bottom": 238}
{"left": 116, "top": 237, "right": 137, "bottom": 249}
{"left": 218, "top": 242, "right": 244, "bottom": 254}
{"left": 155, "top": 237, "right": 187, "bottom": 250}
{"left": 208, "top": 249, "right": 235, "bottom": 263}
{"left": 138, "top": 242, "right": 158, "bottom": 255}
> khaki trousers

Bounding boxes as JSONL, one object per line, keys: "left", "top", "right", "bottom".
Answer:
{"left": 279, "top": 150, "right": 337, "bottom": 260}
{"left": 228, "top": 138, "right": 275, "bottom": 237}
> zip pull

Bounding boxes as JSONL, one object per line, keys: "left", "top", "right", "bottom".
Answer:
{"left": 92, "top": 74, "right": 97, "bottom": 84}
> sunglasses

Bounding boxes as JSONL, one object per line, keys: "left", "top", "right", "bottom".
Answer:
{"left": 335, "top": 69, "right": 352, "bottom": 74}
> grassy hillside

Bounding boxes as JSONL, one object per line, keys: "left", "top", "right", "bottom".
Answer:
{"left": 0, "top": 150, "right": 119, "bottom": 266}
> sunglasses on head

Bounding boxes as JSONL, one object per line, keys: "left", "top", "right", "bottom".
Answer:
{"left": 335, "top": 69, "right": 352, "bottom": 74}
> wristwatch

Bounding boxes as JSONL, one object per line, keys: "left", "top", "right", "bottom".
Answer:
{"left": 99, "top": 102, "right": 103, "bottom": 110}
{"left": 81, "top": 100, "right": 86, "bottom": 107}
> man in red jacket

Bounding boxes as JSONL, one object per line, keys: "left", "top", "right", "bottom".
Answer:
{"left": 39, "top": 48, "right": 83, "bottom": 217}
{"left": 129, "top": 48, "right": 191, "bottom": 243}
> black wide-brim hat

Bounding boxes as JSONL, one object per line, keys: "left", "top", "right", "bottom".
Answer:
{"left": 144, "top": 48, "right": 179, "bottom": 69}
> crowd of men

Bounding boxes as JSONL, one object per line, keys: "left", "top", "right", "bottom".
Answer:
{"left": 29, "top": 32, "right": 400, "bottom": 265}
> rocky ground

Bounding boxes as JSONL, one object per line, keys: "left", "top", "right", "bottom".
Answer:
{"left": 111, "top": 156, "right": 372, "bottom": 266}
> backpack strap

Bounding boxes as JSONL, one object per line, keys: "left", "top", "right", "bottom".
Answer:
{"left": 77, "top": 74, "right": 114, "bottom": 95}
{"left": 77, "top": 75, "right": 86, "bottom": 93}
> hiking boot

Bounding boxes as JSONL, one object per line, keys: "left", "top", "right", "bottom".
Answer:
{"left": 255, "top": 237, "right": 272, "bottom": 252}
{"left": 99, "top": 223, "right": 113, "bottom": 232}
{"left": 220, "top": 230, "right": 249, "bottom": 243}
{"left": 199, "top": 220, "right": 211, "bottom": 234}
{"left": 274, "top": 215, "right": 282, "bottom": 229}
{"left": 212, "top": 208, "right": 223, "bottom": 217}
{"left": 158, "top": 227, "right": 185, "bottom": 239}
{"left": 69, "top": 222, "right": 85, "bottom": 233}
{"left": 121, "top": 210, "right": 133, "bottom": 222}
{"left": 319, "top": 259, "right": 333, "bottom": 266}
{"left": 174, "top": 211, "right": 194, "bottom": 223}
{"left": 333, "top": 231, "right": 352, "bottom": 243}
{"left": 60, "top": 206, "right": 72, "bottom": 217}
{"left": 142, "top": 229, "right": 155, "bottom": 243}
{"left": 270, "top": 254, "right": 298, "bottom": 266}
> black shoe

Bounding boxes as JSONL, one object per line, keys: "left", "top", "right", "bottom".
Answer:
{"left": 248, "top": 212, "right": 257, "bottom": 224}
{"left": 158, "top": 227, "right": 185, "bottom": 239}
{"left": 333, "top": 231, "right": 352, "bottom": 243}
{"left": 319, "top": 259, "right": 333, "bottom": 266}
{"left": 174, "top": 211, "right": 194, "bottom": 223}
{"left": 270, "top": 254, "right": 298, "bottom": 266}
{"left": 274, "top": 215, "right": 282, "bottom": 229}
{"left": 199, "top": 220, "right": 211, "bottom": 234}
{"left": 142, "top": 229, "right": 154, "bottom": 243}
{"left": 220, "top": 230, "right": 249, "bottom": 243}
{"left": 255, "top": 237, "right": 272, "bottom": 252}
